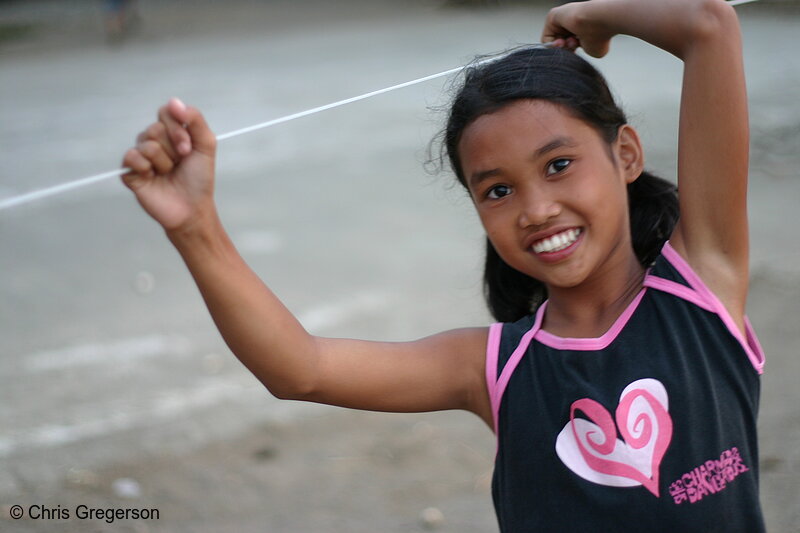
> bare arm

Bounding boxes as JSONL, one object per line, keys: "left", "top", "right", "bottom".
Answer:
{"left": 169, "top": 216, "right": 490, "bottom": 418}
{"left": 122, "top": 99, "right": 492, "bottom": 426}
{"left": 543, "top": 0, "right": 750, "bottom": 330}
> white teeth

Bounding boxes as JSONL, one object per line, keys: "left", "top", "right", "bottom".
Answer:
{"left": 532, "top": 228, "right": 582, "bottom": 254}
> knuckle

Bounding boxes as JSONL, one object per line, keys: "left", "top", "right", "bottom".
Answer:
{"left": 124, "top": 148, "right": 143, "bottom": 168}
{"left": 137, "top": 140, "right": 154, "bottom": 155}
{"left": 138, "top": 139, "right": 162, "bottom": 158}
{"left": 146, "top": 122, "right": 165, "bottom": 138}
{"left": 127, "top": 153, "right": 150, "bottom": 173}
{"left": 170, "top": 126, "right": 188, "bottom": 144}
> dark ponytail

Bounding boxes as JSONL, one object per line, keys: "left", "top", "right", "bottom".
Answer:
{"left": 442, "top": 46, "right": 679, "bottom": 323}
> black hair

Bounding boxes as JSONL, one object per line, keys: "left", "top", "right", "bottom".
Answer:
{"left": 442, "top": 46, "right": 679, "bottom": 323}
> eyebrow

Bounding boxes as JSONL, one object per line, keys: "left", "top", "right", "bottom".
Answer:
{"left": 467, "top": 136, "right": 578, "bottom": 187}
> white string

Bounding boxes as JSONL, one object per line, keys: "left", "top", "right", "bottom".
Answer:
{"left": 216, "top": 65, "right": 471, "bottom": 142}
{"left": 0, "top": 0, "right": 758, "bottom": 212}
{"left": 0, "top": 61, "right": 494, "bottom": 212}
{"left": 0, "top": 169, "right": 129, "bottom": 211}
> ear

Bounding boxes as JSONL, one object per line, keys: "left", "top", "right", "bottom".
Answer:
{"left": 615, "top": 124, "right": 644, "bottom": 184}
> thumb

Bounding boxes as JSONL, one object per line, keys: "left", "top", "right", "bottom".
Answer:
{"left": 167, "top": 98, "right": 217, "bottom": 157}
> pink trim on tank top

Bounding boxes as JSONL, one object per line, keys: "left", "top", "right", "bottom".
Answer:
{"left": 661, "top": 242, "right": 765, "bottom": 374}
{"left": 534, "top": 288, "right": 648, "bottom": 351}
{"left": 485, "top": 322, "right": 503, "bottom": 435}
{"left": 642, "top": 276, "right": 715, "bottom": 313}
{"left": 488, "top": 312, "right": 543, "bottom": 437}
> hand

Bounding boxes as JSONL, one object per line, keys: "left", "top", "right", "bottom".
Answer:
{"left": 541, "top": 1, "right": 616, "bottom": 58}
{"left": 122, "top": 98, "right": 217, "bottom": 232}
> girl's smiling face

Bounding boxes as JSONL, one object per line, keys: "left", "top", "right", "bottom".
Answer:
{"left": 459, "top": 99, "right": 642, "bottom": 290}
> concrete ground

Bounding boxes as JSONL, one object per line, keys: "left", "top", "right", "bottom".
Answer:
{"left": 1, "top": 0, "right": 798, "bottom": 531}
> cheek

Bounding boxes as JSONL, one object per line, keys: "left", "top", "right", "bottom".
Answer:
{"left": 569, "top": 173, "right": 623, "bottom": 213}
{"left": 478, "top": 214, "right": 515, "bottom": 256}
{"left": 482, "top": 220, "right": 505, "bottom": 244}
{"left": 478, "top": 207, "right": 513, "bottom": 237}
{"left": 581, "top": 183, "right": 630, "bottom": 234}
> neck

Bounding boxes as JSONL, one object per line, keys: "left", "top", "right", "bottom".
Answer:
{"left": 543, "top": 245, "right": 646, "bottom": 338}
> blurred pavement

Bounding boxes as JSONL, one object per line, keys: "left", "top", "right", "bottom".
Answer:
{"left": 1, "top": 1, "right": 799, "bottom": 531}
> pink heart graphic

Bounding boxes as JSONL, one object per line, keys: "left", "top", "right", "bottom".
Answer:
{"left": 555, "top": 378, "right": 673, "bottom": 497}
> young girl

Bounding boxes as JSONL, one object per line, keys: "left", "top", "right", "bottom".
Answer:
{"left": 121, "top": 0, "right": 764, "bottom": 529}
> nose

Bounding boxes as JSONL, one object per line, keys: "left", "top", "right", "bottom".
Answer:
{"left": 517, "top": 187, "right": 561, "bottom": 228}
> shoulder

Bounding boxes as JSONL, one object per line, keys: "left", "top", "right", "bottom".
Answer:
{"left": 485, "top": 314, "right": 539, "bottom": 374}
{"left": 644, "top": 241, "right": 765, "bottom": 375}
{"left": 426, "top": 326, "right": 494, "bottom": 425}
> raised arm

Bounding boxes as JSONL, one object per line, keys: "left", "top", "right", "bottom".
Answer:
{"left": 121, "top": 99, "right": 492, "bottom": 426}
{"left": 542, "top": 0, "right": 750, "bottom": 331}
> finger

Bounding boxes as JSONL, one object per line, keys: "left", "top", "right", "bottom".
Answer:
{"left": 158, "top": 99, "right": 193, "bottom": 157}
{"left": 121, "top": 148, "right": 154, "bottom": 190}
{"left": 542, "top": 26, "right": 576, "bottom": 49}
{"left": 566, "top": 36, "right": 581, "bottom": 52}
{"left": 168, "top": 98, "right": 217, "bottom": 157}
{"left": 540, "top": 7, "right": 570, "bottom": 44}
{"left": 122, "top": 148, "right": 153, "bottom": 175}
{"left": 140, "top": 121, "right": 179, "bottom": 162}
{"left": 137, "top": 139, "right": 176, "bottom": 175}
{"left": 541, "top": 24, "right": 563, "bottom": 45}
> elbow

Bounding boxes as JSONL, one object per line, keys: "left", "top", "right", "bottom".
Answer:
{"left": 255, "top": 335, "right": 322, "bottom": 402}
{"left": 269, "top": 387, "right": 298, "bottom": 401}
{"left": 265, "top": 375, "right": 318, "bottom": 402}
{"left": 687, "top": 0, "right": 739, "bottom": 44}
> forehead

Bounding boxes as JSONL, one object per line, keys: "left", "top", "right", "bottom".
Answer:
{"left": 458, "top": 100, "right": 600, "bottom": 173}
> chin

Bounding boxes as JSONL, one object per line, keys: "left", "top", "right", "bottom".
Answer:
{"left": 544, "top": 277, "right": 585, "bottom": 290}
{"left": 536, "top": 266, "right": 590, "bottom": 290}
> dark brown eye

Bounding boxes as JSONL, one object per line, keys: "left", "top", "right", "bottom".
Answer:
{"left": 546, "top": 159, "right": 572, "bottom": 176}
{"left": 487, "top": 184, "right": 512, "bottom": 199}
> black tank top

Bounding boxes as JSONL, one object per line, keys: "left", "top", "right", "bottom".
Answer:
{"left": 486, "top": 242, "right": 765, "bottom": 532}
